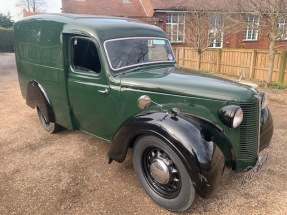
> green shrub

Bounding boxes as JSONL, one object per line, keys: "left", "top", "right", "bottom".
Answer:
{"left": 268, "top": 82, "right": 287, "bottom": 89}
{"left": 0, "top": 27, "right": 14, "bottom": 52}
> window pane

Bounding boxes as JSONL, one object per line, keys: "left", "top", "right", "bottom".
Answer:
{"left": 244, "top": 15, "right": 259, "bottom": 40}
{"left": 277, "top": 17, "right": 287, "bottom": 40}
{"left": 166, "top": 13, "right": 185, "bottom": 42}
{"left": 73, "top": 38, "right": 101, "bottom": 73}
{"left": 105, "top": 38, "right": 175, "bottom": 71}
{"left": 178, "top": 14, "right": 184, "bottom": 23}
{"left": 166, "top": 24, "right": 171, "bottom": 40}
{"left": 166, "top": 14, "right": 171, "bottom": 23}
{"left": 208, "top": 13, "right": 223, "bottom": 47}
{"left": 173, "top": 15, "right": 178, "bottom": 23}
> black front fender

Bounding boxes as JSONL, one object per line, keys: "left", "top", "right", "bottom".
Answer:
{"left": 259, "top": 107, "right": 273, "bottom": 151}
{"left": 108, "top": 111, "right": 233, "bottom": 198}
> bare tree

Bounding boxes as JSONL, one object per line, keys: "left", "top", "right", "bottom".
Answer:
{"left": 16, "top": 0, "right": 47, "bottom": 13}
{"left": 183, "top": 1, "right": 245, "bottom": 71}
{"left": 235, "top": 0, "right": 287, "bottom": 84}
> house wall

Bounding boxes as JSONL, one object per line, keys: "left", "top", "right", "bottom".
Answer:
{"left": 152, "top": 13, "right": 166, "bottom": 31}
{"left": 23, "top": 12, "right": 40, "bottom": 17}
{"left": 152, "top": 11, "right": 287, "bottom": 50}
{"left": 224, "top": 32, "right": 287, "bottom": 50}
{"left": 59, "top": 1, "right": 287, "bottom": 50}
{"left": 135, "top": 16, "right": 164, "bottom": 29}
{"left": 139, "top": 0, "right": 154, "bottom": 16}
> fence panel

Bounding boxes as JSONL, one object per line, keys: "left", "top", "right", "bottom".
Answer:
{"left": 173, "top": 48, "right": 197, "bottom": 69}
{"left": 173, "top": 47, "right": 287, "bottom": 84}
{"left": 219, "top": 49, "right": 252, "bottom": 79}
{"left": 200, "top": 49, "right": 217, "bottom": 72}
{"left": 254, "top": 51, "right": 281, "bottom": 82}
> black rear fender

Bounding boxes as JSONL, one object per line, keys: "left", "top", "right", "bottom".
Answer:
{"left": 26, "top": 80, "right": 55, "bottom": 123}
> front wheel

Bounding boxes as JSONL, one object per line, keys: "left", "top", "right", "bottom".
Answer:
{"left": 37, "top": 107, "right": 61, "bottom": 134}
{"left": 132, "top": 135, "right": 196, "bottom": 212}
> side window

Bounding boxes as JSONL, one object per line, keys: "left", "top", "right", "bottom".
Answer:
{"left": 72, "top": 38, "right": 101, "bottom": 73}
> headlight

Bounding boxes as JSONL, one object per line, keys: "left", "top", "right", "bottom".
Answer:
{"left": 218, "top": 105, "right": 243, "bottom": 128}
{"left": 259, "top": 92, "right": 267, "bottom": 109}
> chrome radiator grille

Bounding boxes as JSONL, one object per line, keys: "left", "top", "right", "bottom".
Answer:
{"left": 239, "top": 99, "right": 260, "bottom": 159}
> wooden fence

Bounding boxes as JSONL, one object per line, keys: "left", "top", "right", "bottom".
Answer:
{"left": 173, "top": 47, "right": 287, "bottom": 85}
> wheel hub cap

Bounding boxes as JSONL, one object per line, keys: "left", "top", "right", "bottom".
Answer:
{"left": 150, "top": 159, "right": 170, "bottom": 184}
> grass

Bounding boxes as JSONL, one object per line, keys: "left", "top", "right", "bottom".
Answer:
{"left": 0, "top": 26, "right": 12, "bottom": 30}
{"left": 267, "top": 82, "right": 287, "bottom": 89}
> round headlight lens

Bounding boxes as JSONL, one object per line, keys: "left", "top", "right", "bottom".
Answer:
{"left": 218, "top": 105, "right": 244, "bottom": 128}
{"left": 232, "top": 107, "right": 243, "bottom": 128}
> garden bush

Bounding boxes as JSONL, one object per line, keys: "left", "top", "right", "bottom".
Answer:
{"left": 0, "top": 27, "right": 14, "bottom": 52}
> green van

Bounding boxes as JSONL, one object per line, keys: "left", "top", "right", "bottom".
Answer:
{"left": 14, "top": 14, "right": 273, "bottom": 212}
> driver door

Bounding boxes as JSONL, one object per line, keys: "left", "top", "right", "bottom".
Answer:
{"left": 65, "top": 34, "right": 117, "bottom": 140}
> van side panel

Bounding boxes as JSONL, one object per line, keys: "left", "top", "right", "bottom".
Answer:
{"left": 14, "top": 18, "right": 74, "bottom": 130}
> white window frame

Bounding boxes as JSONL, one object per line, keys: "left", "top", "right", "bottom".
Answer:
{"left": 166, "top": 13, "right": 185, "bottom": 43}
{"left": 278, "top": 18, "right": 287, "bottom": 40}
{"left": 209, "top": 31, "right": 223, "bottom": 48}
{"left": 208, "top": 14, "right": 223, "bottom": 48}
{"left": 243, "top": 15, "right": 259, "bottom": 41}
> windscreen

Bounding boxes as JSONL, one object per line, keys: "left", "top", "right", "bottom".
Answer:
{"left": 104, "top": 38, "right": 175, "bottom": 71}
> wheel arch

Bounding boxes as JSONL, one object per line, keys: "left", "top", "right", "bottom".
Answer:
{"left": 26, "top": 80, "right": 55, "bottom": 123}
{"left": 108, "top": 111, "right": 234, "bottom": 198}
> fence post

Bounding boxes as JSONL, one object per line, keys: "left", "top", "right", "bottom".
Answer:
{"left": 278, "top": 51, "right": 287, "bottom": 84}
{"left": 249, "top": 50, "right": 257, "bottom": 79}
{"left": 175, "top": 48, "right": 179, "bottom": 64}
{"left": 181, "top": 47, "right": 185, "bottom": 67}
{"left": 216, "top": 49, "right": 222, "bottom": 73}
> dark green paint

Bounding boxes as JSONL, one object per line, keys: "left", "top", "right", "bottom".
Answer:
{"left": 14, "top": 14, "right": 272, "bottom": 172}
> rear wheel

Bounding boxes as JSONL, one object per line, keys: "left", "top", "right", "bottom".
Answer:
{"left": 37, "top": 107, "right": 61, "bottom": 133}
{"left": 132, "top": 135, "right": 195, "bottom": 212}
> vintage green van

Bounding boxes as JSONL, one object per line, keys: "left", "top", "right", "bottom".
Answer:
{"left": 14, "top": 14, "right": 273, "bottom": 212}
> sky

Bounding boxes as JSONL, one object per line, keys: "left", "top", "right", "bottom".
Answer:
{"left": 0, "top": 0, "right": 62, "bottom": 21}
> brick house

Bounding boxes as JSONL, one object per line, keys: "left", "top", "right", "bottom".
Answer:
{"left": 61, "top": 0, "right": 287, "bottom": 49}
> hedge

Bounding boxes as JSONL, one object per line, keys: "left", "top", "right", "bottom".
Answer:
{"left": 0, "top": 27, "right": 14, "bottom": 52}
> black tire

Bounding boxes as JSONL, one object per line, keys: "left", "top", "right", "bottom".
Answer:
{"left": 132, "top": 135, "right": 195, "bottom": 212}
{"left": 37, "top": 107, "right": 61, "bottom": 134}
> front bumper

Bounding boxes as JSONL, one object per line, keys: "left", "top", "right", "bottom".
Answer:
{"left": 241, "top": 153, "right": 269, "bottom": 185}
{"left": 259, "top": 107, "right": 274, "bottom": 152}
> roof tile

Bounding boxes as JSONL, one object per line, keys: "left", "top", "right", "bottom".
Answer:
{"left": 61, "top": 0, "right": 234, "bottom": 18}
{"left": 61, "top": 0, "right": 146, "bottom": 17}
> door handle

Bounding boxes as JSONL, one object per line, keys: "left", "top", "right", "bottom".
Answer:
{"left": 98, "top": 88, "right": 109, "bottom": 94}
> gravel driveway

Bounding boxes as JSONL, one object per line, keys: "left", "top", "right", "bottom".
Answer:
{"left": 0, "top": 53, "right": 286, "bottom": 214}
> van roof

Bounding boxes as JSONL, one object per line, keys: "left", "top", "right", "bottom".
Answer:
{"left": 19, "top": 13, "right": 167, "bottom": 42}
